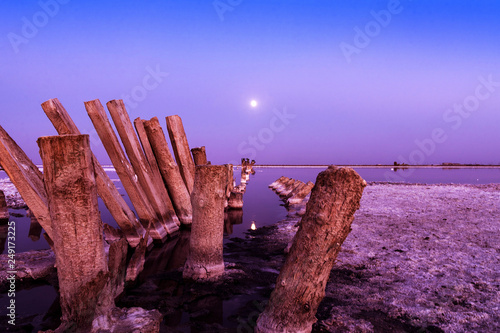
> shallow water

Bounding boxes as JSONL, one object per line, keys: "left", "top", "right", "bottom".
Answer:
{"left": 1, "top": 166, "right": 500, "bottom": 254}
{"left": 0, "top": 166, "right": 499, "bottom": 331}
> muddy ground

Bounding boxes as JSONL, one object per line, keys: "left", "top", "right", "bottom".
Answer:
{"left": 1, "top": 183, "right": 499, "bottom": 332}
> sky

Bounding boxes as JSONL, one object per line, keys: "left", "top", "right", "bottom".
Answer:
{"left": 1, "top": 0, "right": 499, "bottom": 165}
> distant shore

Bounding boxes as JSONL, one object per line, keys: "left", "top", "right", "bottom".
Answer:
{"left": 249, "top": 164, "right": 500, "bottom": 169}
{"left": 2, "top": 164, "right": 500, "bottom": 172}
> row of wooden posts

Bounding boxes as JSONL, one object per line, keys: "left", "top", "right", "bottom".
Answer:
{"left": 269, "top": 176, "right": 315, "bottom": 206}
{"left": 0, "top": 97, "right": 369, "bottom": 332}
{"left": 0, "top": 98, "right": 247, "bottom": 247}
{"left": 0, "top": 98, "right": 248, "bottom": 331}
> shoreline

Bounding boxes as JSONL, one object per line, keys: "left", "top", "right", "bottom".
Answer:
{"left": 3, "top": 165, "right": 500, "bottom": 173}
{"left": 0, "top": 182, "right": 499, "bottom": 331}
{"left": 251, "top": 164, "right": 500, "bottom": 169}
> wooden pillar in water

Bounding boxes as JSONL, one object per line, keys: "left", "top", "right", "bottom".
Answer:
{"left": 183, "top": 165, "right": 227, "bottom": 280}
{"left": 287, "top": 181, "right": 315, "bottom": 205}
{"left": 134, "top": 117, "right": 178, "bottom": 222}
{"left": 223, "top": 164, "right": 234, "bottom": 209}
{"left": 85, "top": 99, "right": 168, "bottom": 241}
{"left": 256, "top": 166, "right": 367, "bottom": 333}
{"left": 106, "top": 100, "right": 179, "bottom": 234}
{"left": 191, "top": 146, "right": 207, "bottom": 166}
{"left": 41, "top": 98, "right": 147, "bottom": 247}
{"left": 166, "top": 115, "right": 195, "bottom": 194}
{"left": 228, "top": 191, "right": 243, "bottom": 209}
{"left": 0, "top": 125, "right": 52, "bottom": 237}
{"left": 38, "top": 134, "right": 108, "bottom": 330}
{"left": 144, "top": 117, "right": 192, "bottom": 226}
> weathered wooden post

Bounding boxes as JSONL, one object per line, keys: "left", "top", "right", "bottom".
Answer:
{"left": 191, "top": 146, "right": 207, "bottom": 166}
{"left": 41, "top": 98, "right": 147, "bottom": 247}
{"left": 85, "top": 99, "right": 168, "bottom": 241}
{"left": 228, "top": 191, "right": 244, "bottom": 209}
{"left": 0, "top": 125, "right": 52, "bottom": 237}
{"left": 224, "top": 164, "right": 234, "bottom": 209}
{"left": 287, "top": 181, "right": 315, "bottom": 205}
{"left": 134, "top": 117, "right": 178, "bottom": 226}
{"left": 38, "top": 134, "right": 108, "bottom": 331}
{"left": 275, "top": 178, "right": 295, "bottom": 193}
{"left": 144, "top": 117, "right": 192, "bottom": 225}
{"left": 0, "top": 190, "right": 8, "bottom": 220}
{"left": 269, "top": 176, "right": 288, "bottom": 189}
{"left": 280, "top": 180, "right": 304, "bottom": 198}
{"left": 166, "top": 115, "right": 196, "bottom": 193}
{"left": 256, "top": 166, "right": 366, "bottom": 333}
{"left": 107, "top": 100, "right": 180, "bottom": 235}
{"left": 183, "top": 165, "right": 227, "bottom": 280}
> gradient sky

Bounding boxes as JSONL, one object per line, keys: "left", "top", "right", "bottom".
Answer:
{"left": 1, "top": 0, "right": 499, "bottom": 165}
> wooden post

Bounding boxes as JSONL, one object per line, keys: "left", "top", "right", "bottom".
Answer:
{"left": 284, "top": 182, "right": 305, "bottom": 200}
{"left": 143, "top": 117, "right": 192, "bottom": 225}
{"left": 224, "top": 164, "right": 234, "bottom": 209}
{"left": 269, "top": 176, "right": 288, "bottom": 189}
{"left": 228, "top": 191, "right": 243, "bottom": 209}
{"left": 38, "top": 134, "right": 108, "bottom": 330}
{"left": 41, "top": 98, "right": 147, "bottom": 247}
{"left": 134, "top": 117, "right": 178, "bottom": 228}
{"left": 0, "top": 190, "right": 8, "bottom": 220}
{"left": 287, "top": 181, "right": 315, "bottom": 205}
{"left": 107, "top": 100, "right": 179, "bottom": 235}
{"left": 256, "top": 166, "right": 367, "bottom": 333}
{"left": 191, "top": 146, "right": 207, "bottom": 166}
{"left": 85, "top": 99, "right": 168, "bottom": 241}
{"left": 275, "top": 178, "right": 295, "bottom": 193}
{"left": 0, "top": 125, "right": 52, "bottom": 237}
{"left": 166, "top": 115, "right": 195, "bottom": 193}
{"left": 280, "top": 180, "right": 304, "bottom": 198}
{"left": 183, "top": 165, "right": 227, "bottom": 280}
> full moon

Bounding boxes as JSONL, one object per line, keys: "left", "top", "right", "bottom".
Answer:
{"left": 250, "top": 100, "right": 258, "bottom": 108}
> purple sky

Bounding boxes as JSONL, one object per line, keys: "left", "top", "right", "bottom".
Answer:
{"left": 1, "top": 0, "right": 499, "bottom": 165}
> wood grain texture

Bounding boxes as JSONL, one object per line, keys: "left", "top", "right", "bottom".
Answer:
{"left": 256, "top": 166, "right": 367, "bottom": 333}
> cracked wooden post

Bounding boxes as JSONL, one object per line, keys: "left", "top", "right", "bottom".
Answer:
{"left": 107, "top": 100, "right": 179, "bottom": 235}
{"left": 166, "top": 115, "right": 195, "bottom": 193}
{"left": 144, "top": 117, "right": 192, "bottom": 226}
{"left": 134, "top": 117, "right": 178, "bottom": 228}
{"left": 41, "top": 98, "right": 147, "bottom": 247}
{"left": 183, "top": 165, "right": 227, "bottom": 280}
{"left": 85, "top": 99, "right": 168, "bottom": 241}
{"left": 287, "top": 181, "right": 315, "bottom": 205}
{"left": 256, "top": 166, "right": 367, "bottom": 333}
{"left": 224, "top": 164, "right": 234, "bottom": 209}
{"left": 38, "top": 134, "right": 108, "bottom": 331}
{"left": 191, "top": 146, "right": 207, "bottom": 166}
{"left": 0, "top": 125, "right": 52, "bottom": 237}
